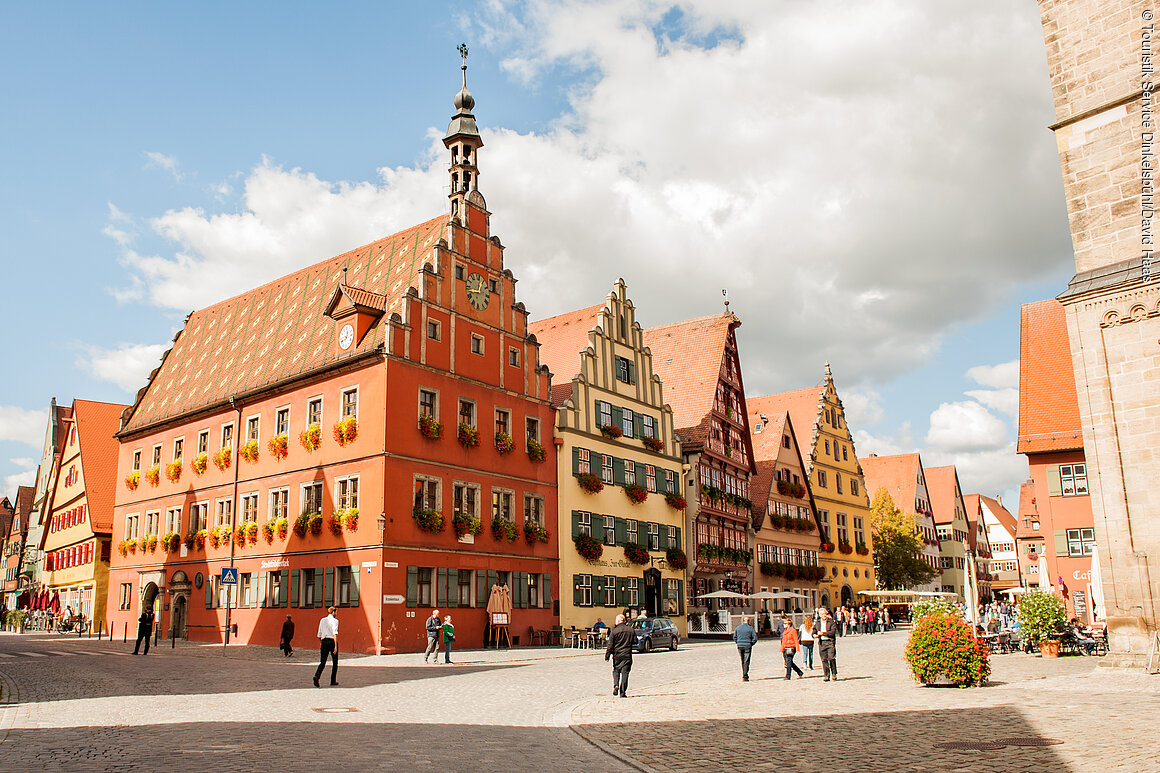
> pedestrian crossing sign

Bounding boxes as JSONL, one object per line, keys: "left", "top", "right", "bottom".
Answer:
{"left": 221, "top": 567, "right": 238, "bottom": 585}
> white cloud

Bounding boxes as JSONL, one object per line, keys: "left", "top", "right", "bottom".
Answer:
{"left": 967, "top": 360, "right": 1020, "bottom": 390}
{"left": 965, "top": 387, "right": 1019, "bottom": 419}
{"left": 3, "top": 458, "right": 36, "bottom": 501}
{"left": 842, "top": 387, "right": 884, "bottom": 427}
{"left": 145, "top": 151, "right": 183, "bottom": 181}
{"left": 103, "top": 0, "right": 1067, "bottom": 397}
{"left": 854, "top": 421, "right": 915, "bottom": 458}
{"left": 0, "top": 406, "right": 47, "bottom": 448}
{"left": 925, "top": 400, "right": 1009, "bottom": 453}
{"left": 924, "top": 444, "right": 1027, "bottom": 503}
{"left": 78, "top": 342, "right": 168, "bottom": 394}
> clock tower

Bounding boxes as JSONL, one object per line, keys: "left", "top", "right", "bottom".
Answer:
{"left": 444, "top": 43, "right": 485, "bottom": 229}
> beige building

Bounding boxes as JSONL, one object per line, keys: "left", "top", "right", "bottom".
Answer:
{"left": 1036, "top": 0, "right": 1160, "bottom": 659}
{"left": 531, "top": 280, "right": 687, "bottom": 637}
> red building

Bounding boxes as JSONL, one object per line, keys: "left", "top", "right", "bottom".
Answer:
{"left": 107, "top": 63, "right": 557, "bottom": 653}
{"left": 1017, "top": 299, "right": 1096, "bottom": 621}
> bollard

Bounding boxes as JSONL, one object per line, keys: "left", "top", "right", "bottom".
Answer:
{"left": 98, "top": 620, "right": 103, "bottom": 641}
{"left": 171, "top": 624, "right": 176, "bottom": 649}
{"left": 124, "top": 621, "right": 127, "bottom": 643}
{"left": 154, "top": 623, "right": 159, "bottom": 647}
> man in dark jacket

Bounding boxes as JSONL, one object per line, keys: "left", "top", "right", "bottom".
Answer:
{"left": 280, "top": 614, "right": 295, "bottom": 657}
{"left": 816, "top": 607, "right": 839, "bottom": 681}
{"left": 424, "top": 609, "right": 441, "bottom": 663}
{"left": 605, "top": 614, "right": 635, "bottom": 697}
{"left": 733, "top": 615, "right": 758, "bottom": 681}
{"left": 132, "top": 606, "right": 155, "bottom": 655}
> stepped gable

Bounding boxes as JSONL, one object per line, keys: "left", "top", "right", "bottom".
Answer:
{"left": 1018, "top": 299, "right": 1083, "bottom": 454}
{"left": 528, "top": 303, "right": 605, "bottom": 396}
{"left": 122, "top": 216, "right": 446, "bottom": 433}
{"left": 642, "top": 313, "right": 735, "bottom": 444}
{"left": 861, "top": 452, "right": 921, "bottom": 514}
{"left": 980, "top": 494, "right": 1016, "bottom": 535}
{"left": 746, "top": 388, "right": 823, "bottom": 464}
{"left": 924, "top": 465, "right": 960, "bottom": 527}
{"left": 72, "top": 400, "right": 129, "bottom": 534}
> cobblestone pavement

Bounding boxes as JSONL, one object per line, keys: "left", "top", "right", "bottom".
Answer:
{"left": 0, "top": 629, "right": 1156, "bottom": 772}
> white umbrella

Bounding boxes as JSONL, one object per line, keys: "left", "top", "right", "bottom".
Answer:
{"left": 696, "top": 590, "right": 746, "bottom": 599}
{"left": 1038, "top": 554, "right": 1050, "bottom": 590}
{"left": 1089, "top": 544, "right": 1105, "bottom": 623}
{"left": 964, "top": 551, "right": 979, "bottom": 626}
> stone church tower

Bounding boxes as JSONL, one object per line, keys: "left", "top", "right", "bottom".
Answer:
{"left": 1037, "top": 0, "right": 1160, "bottom": 662}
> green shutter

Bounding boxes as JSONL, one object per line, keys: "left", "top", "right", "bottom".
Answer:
{"left": 633, "top": 412, "right": 643, "bottom": 439}
{"left": 517, "top": 572, "right": 528, "bottom": 608}
{"left": 290, "top": 570, "right": 299, "bottom": 608}
{"left": 677, "top": 579, "right": 685, "bottom": 614}
{"left": 658, "top": 524, "right": 669, "bottom": 551}
{"left": 350, "top": 565, "right": 360, "bottom": 607}
{"left": 593, "top": 575, "right": 605, "bottom": 606}
{"left": 487, "top": 570, "right": 497, "bottom": 596}
{"left": 406, "top": 566, "right": 418, "bottom": 607}
{"left": 572, "top": 510, "right": 581, "bottom": 539}
{"left": 613, "top": 458, "right": 625, "bottom": 485}
{"left": 280, "top": 569, "right": 289, "bottom": 608}
{"left": 627, "top": 361, "right": 636, "bottom": 384}
{"left": 543, "top": 574, "right": 551, "bottom": 609}
{"left": 316, "top": 568, "right": 326, "bottom": 608}
{"left": 476, "top": 569, "right": 487, "bottom": 607}
{"left": 675, "top": 527, "right": 682, "bottom": 553}
{"left": 1054, "top": 530, "right": 1069, "bottom": 557}
{"left": 592, "top": 514, "right": 604, "bottom": 543}
{"left": 573, "top": 575, "right": 583, "bottom": 606}
{"left": 437, "top": 568, "right": 449, "bottom": 606}
{"left": 205, "top": 575, "right": 214, "bottom": 609}
{"left": 611, "top": 406, "right": 623, "bottom": 432}
{"left": 615, "top": 517, "right": 627, "bottom": 546}
{"left": 572, "top": 446, "right": 581, "bottom": 476}
{"left": 324, "top": 567, "right": 335, "bottom": 607}
{"left": 594, "top": 400, "right": 605, "bottom": 421}
{"left": 258, "top": 572, "right": 268, "bottom": 608}
{"left": 1047, "top": 467, "right": 1062, "bottom": 497}
{"left": 660, "top": 576, "right": 668, "bottom": 608}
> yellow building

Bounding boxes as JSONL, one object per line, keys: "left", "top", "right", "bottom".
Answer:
{"left": 747, "top": 364, "right": 875, "bottom": 607}
{"left": 40, "top": 400, "right": 126, "bottom": 626}
{"left": 530, "top": 280, "right": 688, "bottom": 638}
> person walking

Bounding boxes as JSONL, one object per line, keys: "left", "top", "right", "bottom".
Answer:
{"left": 604, "top": 613, "right": 635, "bottom": 697}
{"left": 424, "top": 608, "right": 442, "bottom": 663}
{"left": 441, "top": 615, "right": 456, "bottom": 664}
{"left": 780, "top": 616, "right": 805, "bottom": 680}
{"left": 798, "top": 616, "right": 816, "bottom": 669}
{"left": 132, "top": 606, "right": 155, "bottom": 655}
{"left": 732, "top": 615, "right": 758, "bottom": 682}
{"left": 816, "top": 608, "right": 839, "bottom": 682}
{"left": 313, "top": 606, "right": 339, "bottom": 687}
{"left": 280, "top": 614, "right": 295, "bottom": 657}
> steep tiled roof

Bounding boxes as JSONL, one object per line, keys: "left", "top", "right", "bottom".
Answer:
{"left": 1015, "top": 482, "right": 1040, "bottom": 540}
{"left": 73, "top": 400, "right": 130, "bottom": 534}
{"left": 123, "top": 216, "right": 447, "bottom": 433}
{"left": 746, "top": 388, "right": 823, "bottom": 463}
{"left": 925, "top": 465, "right": 961, "bottom": 526}
{"left": 1018, "top": 299, "right": 1083, "bottom": 454}
{"left": 861, "top": 453, "right": 921, "bottom": 514}
{"left": 979, "top": 494, "right": 1017, "bottom": 536}
{"left": 528, "top": 303, "right": 605, "bottom": 385}
{"left": 14, "top": 486, "right": 34, "bottom": 518}
{"left": 643, "top": 314, "right": 734, "bottom": 439}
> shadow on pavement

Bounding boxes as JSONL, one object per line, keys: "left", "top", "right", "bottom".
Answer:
{"left": 576, "top": 706, "right": 1070, "bottom": 773}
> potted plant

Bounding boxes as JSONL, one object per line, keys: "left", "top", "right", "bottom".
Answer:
{"left": 665, "top": 546, "right": 687, "bottom": 570}
{"left": 245, "top": 521, "right": 259, "bottom": 545}
{"left": 600, "top": 424, "right": 623, "bottom": 439}
{"left": 341, "top": 508, "right": 359, "bottom": 532}
{"left": 491, "top": 517, "right": 519, "bottom": 542}
{"left": 300, "top": 423, "right": 322, "bottom": 452}
{"left": 124, "top": 471, "right": 140, "bottom": 491}
{"left": 523, "top": 520, "right": 549, "bottom": 544}
{"left": 623, "top": 542, "right": 650, "bottom": 565}
{"left": 623, "top": 483, "right": 648, "bottom": 504}
{"left": 293, "top": 513, "right": 312, "bottom": 538}
{"left": 457, "top": 422, "right": 480, "bottom": 449}
{"left": 770, "top": 513, "right": 785, "bottom": 529}
{"left": 905, "top": 611, "right": 990, "bottom": 687}
{"left": 239, "top": 440, "right": 260, "bottom": 464}
{"left": 527, "top": 437, "right": 546, "bottom": 462}
{"left": 327, "top": 515, "right": 344, "bottom": 537}
{"left": 308, "top": 514, "right": 324, "bottom": 536}
{"left": 418, "top": 413, "right": 443, "bottom": 440}
{"left": 262, "top": 520, "right": 276, "bottom": 544}
{"left": 144, "top": 465, "right": 160, "bottom": 487}
{"left": 641, "top": 435, "right": 664, "bottom": 452}
{"left": 494, "top": 431, "right": 515, "bottom": 455}
{"left": 333, "top": 416, "right": 358, "bottom": 446}
{"left": 213, "top": 446, "right": 232, "bottom": 471}
{"left": 453, "top": 512, "right": 483, "bottom": 539}
{"left": 664, "top": 492, "right": 687, "bottom": 510}
{"left": 268, "top": 433, "right": 289, "bottom": 460}
{"left": 191, "top": 452, "right": 208, "bottom": 476}
{"left": 776, "top": 479, "right": 791, "bottom": 496}
{"left": 1017, "top": 589, "right": 1067, "bottom": 657}
{"left": 165, "top": 460, "right": 183, "bottom": 483}
{"left": 576, "top": 473, "right": 604, "bottom": 494}
{"left": 820, "top": 542, "right": 835, "bottom": 553}
{"left": 413, "top": 508, "right": 445, "bottom": 533}
{"left": 275, "top": 517, "right": 289, "bottom": 540}
{"left": 855, "top": 542, "right": 870, "bottom": 556}
{"left": 574, "top": 533, "right": 604, "bottom": 562}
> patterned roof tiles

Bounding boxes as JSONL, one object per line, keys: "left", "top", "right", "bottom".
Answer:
{"left": 528, "top": 303, "right": 605, "bottom": 386}
{"left": 72, "top": 400, "right": 129, "bottom": 534}
{"left": 746, "top": 388, "right": 823, "bottom": 463}
{"left": 1018, "top": 299, "right": 1083, "bottom": 454}
{"left": 123, "top": 216, "right": 446, "bottom": 432}
{"left": 924, "top": 465, "right": 961, "bottom": 527}
{"left": 643, "top": 314, "right": 734, "bottom": 436}
{"left": 861, "top": 453, "right": 922, "bottom": 515}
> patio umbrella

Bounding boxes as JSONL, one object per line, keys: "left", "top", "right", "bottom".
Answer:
{"left": 1038, "top": 555, "right": 1050, "bottom": 590}
{"left": 963, "top": 552, "right": 979, "bottom": 626}
{"left": 1089, "top": 543, "right": 1105, "bottom": 622}
{"left": 696, "top": 590, "right": 746, "bottom": 599}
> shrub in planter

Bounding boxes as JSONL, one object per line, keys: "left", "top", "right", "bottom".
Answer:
{"left": 453, "top": 512, "right": 483, "bottom": 539}
{"left": 665, "top": 547, "right": 688, "bottom": 570}
{"left": 191, "top": 452, "right": 208, "bottom": 476}
{"left": 574, "top": 533, "right": 604, "bottom": 562}
{"left": 790, "top": 482, "right": 806, "bottom": 498}
{"left": 784, "top": 565, "right": 798, "bottom": 582}
{"left": 341, "top": 508, "right": 358, "bottom": 532}
{"left": 333, "top": 416, "right": 358, "bottom": 446}
{"left": 523, "top": 520, "right": 550, "bottom": 544}
{"left": 838, "top": 541, "right": 854, "bottom": 554}
{"left": 239, "top": 440, "right": 260, "bottom": 464}
{"left": 641, "top": 436, "right": 664, "bottom": 452}
{"left": 600, "top": 424, "right": 623, "bottom": 439}
{"left": 418, "top": 413, "right": 443, "bottom": 440}
{"left": 697, "top": 543, "right": 721, "bottom": 561}
{"left": 275, "top": 517, "right": 289, "bottom": 540}
{"left": 262, "top": 521, "right": 276, "bottom": 545}
{"left": 1016, "top": 589, "right": 1067, "bottom": 647}
{"left": 300, "top": 423, "right": 322, "bottom": 452}
{"left": 904, "top": 612, "right": 990, "bottom": 687}
{"left": 855, "top": 543, "right": 870, "bottom": 555}
{"left": 776, "top": 479, "right": 791, "bottom": 496}
{"left": 293, "top": 513, "right": 312, "bottom": 538}
{"left": 328, "top": 516, "right": 344, "bottom": 537}
{"left": 623, "top": 483, "right": 648, "bottom": 505}
{"left": 770, "top": 514, "right": 785, "bottom": 529}
{"left": 124, "top": 471, "right": 140, "bottom": 491}
{"left": 494, "top": 431, "right": 515, "bottom": 455}
{"left": 457, "top": 423, "right": 480, "bottom": 449}
{"left": 268, "top": 433, "right": 289, "bottom": 461}
{"left": 802, "top": 520, "right": 817, "bottom": 533}
{"left": 213, "top": 446, "right": 232, "bottom": 471}
{"left": 144, "top": 465, "right": 160, "bottom": 487}
{"left": 623, "top": 542, "right": 650, "bottom": 565}
{"left": 413, "top": 508, "right": 445, "bottom": 533}
{"left": 308, "top": 514, "right": 324, "bottom": 536}
{"left": 820, "top": 542, "right": 835, "bottom": 553}
{"left": 491, "top": 517, "right": 519, "bottom": 542}
{"left": 527, "top": 438, "right": 546, "bottom": 462}
{"left": 664, "top": 492, "right": 687, "bottom": 510}
{"left": 165, "top": 460, "right": 183, "bottom": 483}
{"left": 576, "top": 473, "right": 604, "bottom": 494}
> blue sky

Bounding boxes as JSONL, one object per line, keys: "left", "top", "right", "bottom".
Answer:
{"left": 1, "top": 1, "right": 1073, "bottom": 505}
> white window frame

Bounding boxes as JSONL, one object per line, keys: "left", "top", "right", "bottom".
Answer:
{"left": 306, "top": 397, "right": 323, "bottom": 427}
{"left": 604, "top": 575, "right": 616, "bottom": 606}
{"left": 645, "top": 465, "right": 656, "bottom": 492}
{"left": 215, "top": 498, "right": 233, "bottom": 528}
{"left": 452, "top": 481, "right": 481, "bottom": 518}
{"left": 341, "top": 386, "right": 359, "bottom": 420}
{"left": 427, "top": 319, "right": 441, "bottom": 341}
{"left": 624, "top": 460, "right": 636, "bottom": 486}
{"left": 124, "top": 513, "right": 140, "bottom": 541}
{"left": 241, "top": 493, "right": 259, "bottom": 524}
{"left": 275, "top": 406, "right": 290, "bottom": 436}
{"left": 647, "top": 522, "right": 659, "bottom": 550}
{"left": 245, "top": 414, "right": 260, "bottom": 443}
{"left": 336, "top": 474, "right": 360, "bottom": 510}
{"left": 419, "top": 387, "right": 439, "bottom": 418}
{"left": 191, "top": 502, "right": 208, "bottom": 532}
{"left": 622, "top": 408, "right": 635, "bottom": 438}
{"left": 470, "top": 333, "right": 484, "bottom": 355}
{"left": 627, "top": 519, "right": 638, "bottom": 544}
{"left": 577, "top": 511, "right": 591, "bottom": 537}
{"left": 221, "top": 422, "right": 234, "bottom": 450}
{"left": 604, "top": 515, "right": 617, "bottom": 546}
{"left": 601, "top": 454, "right": 613, "bottom": 484}
{"left": 165, "top": 506, "right": 182, "bottom": 535}
{"left": 301, "top": 481, "right": 323, "bottom": 516}
{"left": 577, "top": 448, "right": 591, "bottom": 475}
{"left": 578, "top": 574, "right": 592, "bottom": 607}
{"left": 459, "top": 398, "right": 477, "bottom": 428}
{"left": 173, "top": 437, "right": 184, "bottom": 461}
{"left": 524, "top": 493, "right": 544, "bottom": 526}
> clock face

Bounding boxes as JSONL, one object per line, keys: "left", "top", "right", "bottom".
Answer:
{"left": 465, "top": 272, "right": 490, "bottom": 310}
{"left": 338, "top": 323, "right": 355, "bottom": 350}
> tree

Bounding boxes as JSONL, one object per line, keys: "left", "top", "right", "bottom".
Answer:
{"left": 870, "top": 487, "right": 938, "bottom": 590}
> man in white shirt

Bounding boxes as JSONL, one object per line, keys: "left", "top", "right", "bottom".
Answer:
{"left": 313, "top": 606, "right": 339, "bottom": 687}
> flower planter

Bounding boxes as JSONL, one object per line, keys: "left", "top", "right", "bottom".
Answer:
{"left": 300, "top": 424, "right": 322, "bottom": 452}
{"left": 333, "top": 417, "right": 358, "bottom": 446}
{"left": 1039, "top": 640, "right": 1060, "bottom": 659}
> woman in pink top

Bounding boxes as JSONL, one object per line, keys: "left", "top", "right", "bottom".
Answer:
{"left": 779, "top": 616, "right": 804, "bottom": 680}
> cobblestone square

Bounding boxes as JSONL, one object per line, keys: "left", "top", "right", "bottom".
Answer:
{"left": 0, "top": 629, "right": 1155, "bottom": 772}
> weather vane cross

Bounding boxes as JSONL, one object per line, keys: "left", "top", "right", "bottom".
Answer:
{"left": 458, "top": 43, "right": 469, "bottom": 66}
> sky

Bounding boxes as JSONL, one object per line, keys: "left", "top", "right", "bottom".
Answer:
{"left": 0, "top": 1, "right": 1073, "bottom": 509}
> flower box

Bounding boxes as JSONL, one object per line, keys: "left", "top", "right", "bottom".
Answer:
{"left": 160, "top": 532, "right": 181, "bottom": 553}
{"left": 523, "top": 520, "right": 550, "bottom": 544}
{"left": 838, "top": 542, "right": 854, "bottom": 554}
{"left": 623, "top": 483, "right": 648, "bottom": 505}
{"left": 239, "top": 440, "right": 260, "bottom": 464}
{"left": 491, "top": 517, "right": 519, "bottom": 542}
{"left": 776, "top": 479, "right": 791, "bottom": 496}
{"left": 300, "top": 423, "right": 322, "bottom": 452}
{"left": 191, "top": 452, "right": 208, "bottom": 476}
{"left": 308, "top": 514, "right": 323, "bottom": 536}
{"left": 333, "top": 416, "right": 358, "bottom": 446}
{"left": 275, "top": 518, "right": 289, "bottom": 540}
{"left": 293, "top": 514, "right": 313, "bottom": 538}
{"left": 820, "top": 542, "right": 835, "bottom": 553}
{"left": 262, "top": 521, "right": 276, "bottom": 545}
{"left": 790, "top": 482, "right": 806, "bottom": 498}
{"left": 599, "top": 424, "right": 623, "bottom": 439}
{"left": 641, "top": 436, "right": 664, "bottom": 452}
{"left": 268, "top": 433, "right": 289, "bottom": 461}
{"left": 623, "top": 542, "right": 650, "bottom": 565}
{"left": 527, "top": 438, "right": 546, "bottom": 462}
{"left": 124, "top": 471, "right": 140, "bottom": 491}
{"left": 328, "top": 516, "right": 344, "bottom": 537}
{"left": 413, "top": 508, "right": 445, "bottom": 534}
{"left": 234, "top": 525, "right": 247, "bottom": 548}
{"left": 665, "top": 547, "right": 687, "bottom": 570}
{"left": 340, "top": 508, "right": 358, "bottom": 532}
{"left": 576, "top": 473, "right": 604, "bottom": 494}
{"left": 144, "top": 466, "right": 160, "bottom": 487}
{"left": 855, "top": 544, "right": 870, "bottom": 556}
{"left": 574, "top": 533, "right": 603, "bottom": 562}
{"left": 457, "top": 423, "right": 480, "bottom": 449}
{"left": 494, "top": 431, "right": 515, "bottom": 455}
{"left": 418, "top": 414, "right": 443, "bottom": 440}
{"left": 664, "top": 492, "right": 687, "bottom": 510}
{"left": 165, "top": 460, "right": 183, "bottom": 483}
{"left": 245, "top": 522, "right": 258, "bottom": 545}
{"left": 213, "top": 446, "right": 232, "bottom": 471}
{"left": 183, "top": 530, "right": 206, "bottom": 551}
{"left": 453, "top": 513, "right": 483, "bottom": 540}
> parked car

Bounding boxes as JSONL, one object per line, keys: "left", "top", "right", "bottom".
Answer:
{"left": 631, "top": 616, "right": 679, "bottom": 652}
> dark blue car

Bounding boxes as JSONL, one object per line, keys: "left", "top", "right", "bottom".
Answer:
{"left": 631, "top": 617, "right": 679, "bottom": 652}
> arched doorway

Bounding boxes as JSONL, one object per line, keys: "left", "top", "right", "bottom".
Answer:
{"left": 142, "top": 582, "right": 159, "bottom": 613}
{"left": 820, "top": 593, "right": 830, "bottom": 609}
{"left": 643, "top": 568, "right": 662, "bottom": 617}
{"left": 171, "top": 595, "right": 188, "bottom": 639}
{"left": 840, "top": 584, "right": 853, "bottom": 606}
